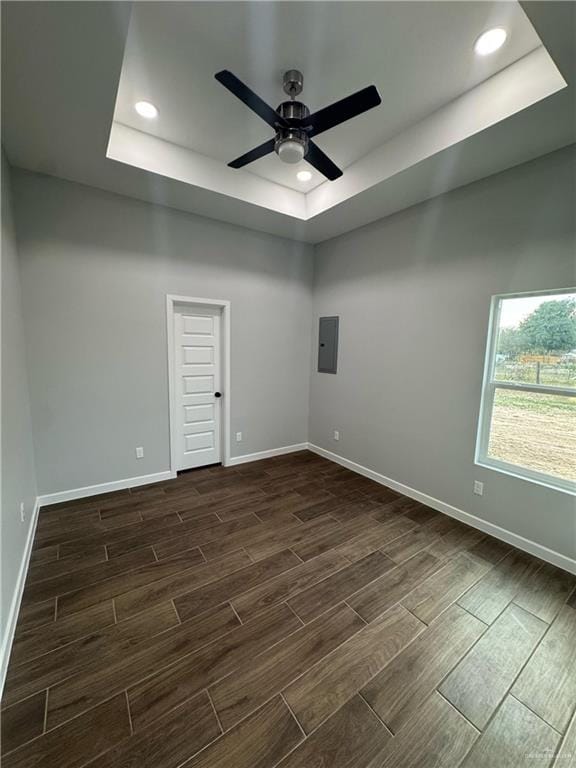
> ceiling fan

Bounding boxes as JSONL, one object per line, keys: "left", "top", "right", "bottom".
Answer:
{"left": 215, "top": 69, "right": 382, "bottom": 181}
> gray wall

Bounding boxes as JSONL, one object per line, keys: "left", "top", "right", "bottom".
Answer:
{"left": 12, "top": 171, "right": 313, "bottom": 495}
{"left": 310, "top": 145, "right": 576, "bottom": 560}
{"left": 1, "top": 154, "right": 37, "bottom": 659}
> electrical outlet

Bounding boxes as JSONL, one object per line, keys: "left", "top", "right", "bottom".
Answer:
{"left": 135, "top": 446, "right": 144, "bottom": 459}
{"left": 20, "top": 502, "right": 25, "bottom": 523}
{"left": 473, "top": 480, "right": 484, "bottom": 496}
{"left": 236, "top": 432, "right": 243, "bottom": 442}
{"left": 333, "top": 430, "right": 340, "bottom": 441}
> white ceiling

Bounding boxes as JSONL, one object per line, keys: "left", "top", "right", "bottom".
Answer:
{"left": 2, "top": 2, "right": 575, "bottom": 243}
{"left": 115, "top": 2, "right": 541, "bottom": 192}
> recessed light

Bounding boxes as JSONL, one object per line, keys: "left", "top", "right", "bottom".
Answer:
{"left": 134, "top": 101, "right": 158, "bottom": 119}
{"left": 297, "top": 170, "right": 312, "bottom": 182}
{"left": 474, "top": 28, "right": 507, "bottom": 56}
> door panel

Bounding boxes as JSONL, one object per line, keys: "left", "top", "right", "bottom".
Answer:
{"left": 183, "top": 346, "right": 214, "bottom": 364}
{"left": 183, "top": 375, "right": 214, "bottom": 395}
{"left": 182, "top": 315, "right": 214, "bottom": 335}
{"left": 184, "top": 404, "right": 215, "bottom": 423}
{"left": 184, "top": 432, "right": 214, "bottom": 452}
{"left": 174, "top": 306, "right": 222, "bottom": 470}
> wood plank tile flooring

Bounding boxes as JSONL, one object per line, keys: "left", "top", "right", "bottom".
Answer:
{"left": 2, "top": 450, "right": 575, "bottom": 767}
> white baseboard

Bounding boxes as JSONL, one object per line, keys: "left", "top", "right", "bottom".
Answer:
{"left": 36, "top": 445, "right": 310, "bottom": 505}
{"left": 0, "top": 497, "right": 41, "bottom": 694}
{"left": 37, "top": 470, "right": 176, "bottom": 508}
{"left": 308, "top": 443, "right": 576, "bottom": 576}
{"left": 228, "top": 443, "right": 309, "bottom": 467}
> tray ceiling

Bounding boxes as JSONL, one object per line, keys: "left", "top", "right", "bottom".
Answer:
{"left": 2, "top": 1, "right": 574, "bottom": 242}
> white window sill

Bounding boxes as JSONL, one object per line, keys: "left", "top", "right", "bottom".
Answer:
{"left": 476, "top": 457, "right": 576, "bottom": 497}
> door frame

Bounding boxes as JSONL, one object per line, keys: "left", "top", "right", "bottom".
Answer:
{"left": 166, "top": 294, "right": 231, "bottom": 473}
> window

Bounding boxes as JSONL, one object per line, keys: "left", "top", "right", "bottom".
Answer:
{"left": 476, "top": 288, "right": 576, "bottom": 494}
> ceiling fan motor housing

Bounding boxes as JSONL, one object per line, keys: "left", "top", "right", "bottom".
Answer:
{"left": 275, "top": 100, "right": 310, "bottom": 163}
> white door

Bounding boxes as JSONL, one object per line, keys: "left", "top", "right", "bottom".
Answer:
{"left": 174, "top": 305, "right": 222, "bottom": 470}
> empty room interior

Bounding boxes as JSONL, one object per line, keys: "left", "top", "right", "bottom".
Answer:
{"left": 1, "top": 1, "right": 576, "bottom": 766}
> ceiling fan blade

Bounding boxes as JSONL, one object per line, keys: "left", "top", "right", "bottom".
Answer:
{"left": 304, "top": 85, "right": 381, "bottom": 137}
{"left": 306, "top": 141, "right": 342, "bottom": 181}
{"left": 215, "top": 70, "right": 287, "bottom": 130}
{"left": 228, "top": 138, "right": 276, "bottom": 169}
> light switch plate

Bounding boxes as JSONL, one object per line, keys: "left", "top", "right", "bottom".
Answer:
{"left": 136, "top": 446, "right": 144, "bottom": 459}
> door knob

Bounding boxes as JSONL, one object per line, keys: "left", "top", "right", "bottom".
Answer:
{"left": 214, "top": 392, "right": 222, "bottom": 398}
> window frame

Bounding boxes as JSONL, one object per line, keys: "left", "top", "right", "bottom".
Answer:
{"left": 475, "top": 287, "right": 576, "bottom": 496}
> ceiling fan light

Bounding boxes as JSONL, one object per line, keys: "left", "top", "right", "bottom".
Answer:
{"left": 277, "top": 139, "right": 306, "bottom": 164}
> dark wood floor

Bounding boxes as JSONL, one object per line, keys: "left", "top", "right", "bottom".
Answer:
{"left": 2, "top": 450, "right": 575, "bottom": 767}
